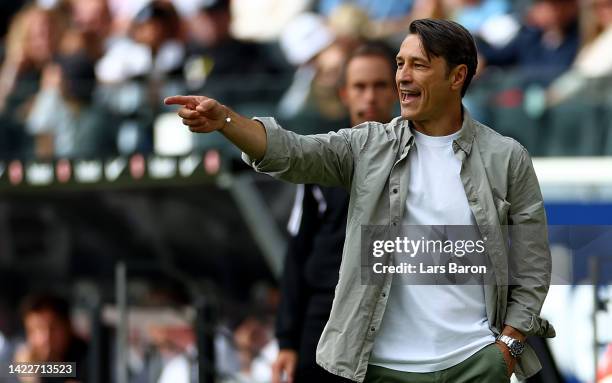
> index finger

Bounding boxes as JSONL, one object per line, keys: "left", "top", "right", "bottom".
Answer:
{"left": 164, "top": 95, "right": 201, "bottom": 107}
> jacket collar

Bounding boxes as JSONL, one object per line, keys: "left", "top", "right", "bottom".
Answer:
{"left": 454, "top": 107, "right": 476, "bottom": 155}
{"left": 398, "top": 106, "right": 476, "bottom": 156}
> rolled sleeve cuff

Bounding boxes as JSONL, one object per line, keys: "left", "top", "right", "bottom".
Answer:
{"left": 241, "top": 117, "right": 288, "bottom": 172}
{"left": 504, "top": 303, "right": 556, "bottom": 338}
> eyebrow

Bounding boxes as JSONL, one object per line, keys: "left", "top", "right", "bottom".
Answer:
{"left": 396, "top": 55, "right": 430, "bottom": 63}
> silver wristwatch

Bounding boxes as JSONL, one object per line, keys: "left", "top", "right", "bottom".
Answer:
{"left": 497, "top": 334, "right": 525, "bottom": 358}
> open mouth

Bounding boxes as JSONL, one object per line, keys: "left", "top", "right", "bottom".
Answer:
{"left": 400, "top": 89, "right": 421, "bottom": 103}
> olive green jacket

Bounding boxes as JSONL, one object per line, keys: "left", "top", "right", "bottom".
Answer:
{"left": 243, "top": 110, "right": 555, "bottom": 382}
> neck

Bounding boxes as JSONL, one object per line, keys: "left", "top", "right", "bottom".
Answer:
{"left": 411, "top": 104, "right": 463, "bottom": 136}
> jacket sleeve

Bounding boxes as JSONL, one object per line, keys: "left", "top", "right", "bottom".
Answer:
{"left": 276, "top": 185, "right": 321, "bottom": 350}
{"left": 504, "top": 145, "right": 555, "bottom": 338}
{"left": 241, "top": 117, "right": 357, "bottom": 189}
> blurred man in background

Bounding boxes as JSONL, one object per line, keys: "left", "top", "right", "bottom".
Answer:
{"left": 14, "top": 294, "right": 88, "bottom": 382}
{"left": 477, "top": 0, "right": 580, "bottom": 86}
{"left": 183, "top": 0, "right": 286, "bottom": 99}
{"left": 26, "top": 52, "right": 114, "bottom": 159}
{"left": 95, "top": 0, "right": 184, "bottom": 84}
{"left": 272, "top": 42, "right": 397, "bottom": 383}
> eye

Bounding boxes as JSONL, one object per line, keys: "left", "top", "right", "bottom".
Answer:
{"left": 375, "top": 82, "right": 390, "bottom": 90}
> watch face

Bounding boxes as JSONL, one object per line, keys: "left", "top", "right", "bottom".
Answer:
{"left": 509, "top": 341, "right": 525, "bottom": 356}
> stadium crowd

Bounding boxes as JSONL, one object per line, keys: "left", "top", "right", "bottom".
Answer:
{"left": 0, "top": 0, "right": 611, "bottom": 161}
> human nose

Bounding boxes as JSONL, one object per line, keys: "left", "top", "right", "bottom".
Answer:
{"left": 364, "top": 86, "right": 376, "bottom": 102}
{"left": 396, "top": 66, "right": 413, "bottom": 85}
{"left": 32, "top": 327, "right": 51, "bottom": 346}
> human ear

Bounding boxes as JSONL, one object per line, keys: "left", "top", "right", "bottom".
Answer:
{"left": 450, "top": 64, "right": 467, "bottom": 92}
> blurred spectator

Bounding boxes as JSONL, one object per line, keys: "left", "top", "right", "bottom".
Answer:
{"left": 234, "top": 314, "right": 277, "bottom": 382}
{"left": 95, "top": 1, "right": 185, "bottom": 84}
{"left": 63, "top": 0, "right": 113, "bottom": 61}
{"left": 477, "top": 0, "right": 580, "bottom": 86}
{"left": 145, "top": 322, "right": 196, "bottom": 383}
{"left": 326, "top": 4, "right": 371, "bottom": 47}
{"left": 183, "top": 0, "right": 285, "bottom": 95}
{"left": 14, "top": 293, "right": 88, "bottom": 382}
{"left": 277, "top": 13, "right": 341, "bottom": 125}
{"left": 310, "top": 42, "right": 355, "bottom": 121}
{"left": 0, "top": 5, "right": 64, "bottom": 112}
{"left": 0, "top": 4, "right": 65, "bottom": 158}
{"left": 467, "top": 0, "right": 579, "bottom": 153}
{"left": 226, "top": 283, "right": 278, "bottom": 382}
{"left": 106, "top": 0, "right": 150, "bottom": 37}
{"left": 547, "top": 0, "right": 612, "bottom": 104}
{"left": 95, "top": 1, "right": 186, "bottom": 154}
{"left": 372, "top": 0, "right": 448, "bottom": 43}
{"left": 317, "top": 0, "right": 418, "bottom": 41}
{"left": 180, "top": 0, "right": 289, "bottom": 153}
{"left": 445, "top": 0, "right": 509, "bottom": 34}
{"left": 444, "top": 0, "right": 515, "bottom": 56}
{"left": 25, "top": 53, "right": 117, "bottom": 159}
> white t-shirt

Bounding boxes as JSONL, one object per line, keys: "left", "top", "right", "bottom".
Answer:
{"left": 369, "top": 127, "right": 495, "bottom": 372}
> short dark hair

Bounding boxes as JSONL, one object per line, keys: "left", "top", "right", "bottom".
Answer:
{"left": 408, "top": 19, "right": 478, "bottom": 97}
{"left": 20, "top": 293, "right": 71, "bottom": 323}
{"left": 340, "top": 41, "right": 396, "bottom": 87}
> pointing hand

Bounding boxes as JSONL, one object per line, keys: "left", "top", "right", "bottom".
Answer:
{"left": 164, "top": 95, "right": 228, "bottom": 133}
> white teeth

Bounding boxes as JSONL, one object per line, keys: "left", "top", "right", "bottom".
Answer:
{"left": 401, "top": 91, "right": 419, "bottom": 101}
{"left": 401, "top": 91, "right": 421, "bottom": 101}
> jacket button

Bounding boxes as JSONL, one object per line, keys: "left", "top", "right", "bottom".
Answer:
{"left": 370, "top": 327, "right": 376, "bottom": 332}
{"left": 381, "top": 292, "right": 386, "bottom": 297}
{"left": 392, "top": 188, "right": 398, "bottom": 194}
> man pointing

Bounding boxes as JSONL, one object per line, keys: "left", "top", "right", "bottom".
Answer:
{"left": 166, "top": 19, "right": 554, "bottom": 383}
